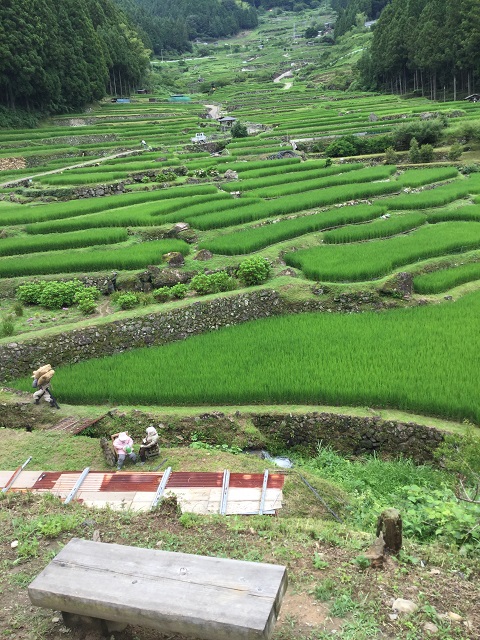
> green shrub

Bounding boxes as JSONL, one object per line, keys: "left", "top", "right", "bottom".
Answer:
{"left": 447, "top": 143, "right": 463, "bottom": 161}
{"left": 136, "top": 293, "right": 154, "bottom": 306}
{"left": 38, "top": 280, "right": 84, "bottom": 309}
{"left": 325, "top": 136, "right": 357, "bottom": 157}
{"left": 16, "top": 281, "right": 47, "bottom": 305}
{"left": 153, "top": 287, "right": 172, "bottom": 303}
{"left": 231, "top": 121, "right": 248, "bottom": 138}
{"left": 75, "top": 294, "right": 97, "bottom": 315}
{"left": 116, "top": 293, "right": 138, "bottom": 310}
{"left": 402, "top": 485, "right": 480, "bottom": 553}
{"left": 74, "top": 287, "right": 100, "bottom": 315}
{"left": 1, "top": 315, "right": 15, "bottom": 337}
{"left": 419, "top": 143, "right": 434, "bottom": 163}
{"left": 13, "top": 302, "right": 24, "bottom": 317}
{"left": 456, "top": 122, "right": 480, "bottom": 143}
{"left": 237, "top": 256, "right": 271, "bottom": 286}
{"left": 393, "top": 120, "right": 444, "bottom": 150}
{"left": 190, "top": 271, "right": 236, "bottom": 295}
{"left": 170, "top": 283, "right": 188, "bottom": 299}
{"left": 408, "top": 138, "right": 420, "bottom": 163}
{"left": 459, "top": 164, "right": 479, "bottom": 175}
{"left": 384, "top": 146, "right": 397, "bottom": 164}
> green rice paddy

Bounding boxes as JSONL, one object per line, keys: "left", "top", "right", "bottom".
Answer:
{"left": 14, "top": 290, "right": 480, "bottom": 423}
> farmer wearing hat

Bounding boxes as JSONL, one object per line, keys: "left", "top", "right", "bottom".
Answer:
{"left": 139, "top": 426, "right": 159, "bottom": 464}
{"left": 113, "top": 432, "right": 137, "bottom": 471}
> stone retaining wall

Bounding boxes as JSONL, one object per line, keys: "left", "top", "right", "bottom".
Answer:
{"left": 0, "top": 402, "right": 446, "bottom": 463}
{"left": 0, "top": 290, "right": 287, "bottom": 382}
{"left": 252, "top": 413, "right": 445, "bottom": 462}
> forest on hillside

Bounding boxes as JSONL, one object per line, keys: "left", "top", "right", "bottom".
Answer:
{"left": 332, "top": 0, "right": 390, "bottom": 38}
{"left": 357, "top": 0, "right": 480, "bottom": 99}
{"left": 0, "top": 0, "right": 149, "bottom": 114}
{"left": 113, "top": 0, "right": 258, "bottom": 55}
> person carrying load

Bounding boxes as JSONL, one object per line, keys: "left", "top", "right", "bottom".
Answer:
{"left": 32, "top": 364, "right": 59, "bottom": 408}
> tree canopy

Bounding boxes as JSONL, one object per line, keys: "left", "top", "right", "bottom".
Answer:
{"left": 113, "top": 0, "right": 258, "bottom": 55}
{"left": 0, "top": 0, "right": 150, "bottom": 113}
{"left": 357, "top": 0, "right": 480, "bottom": 99}
{"left": 332, "top": 0, "right": 391, "bottom": 38}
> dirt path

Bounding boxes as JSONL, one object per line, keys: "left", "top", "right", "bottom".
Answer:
{"left": 273, "top": 71, "right": 293, "bottom": 86}
{"left": 0, "top": 148, "right": 142, "bottom": 189}
{"left": 204, "top": 104, "right": 222, "bottom": 119}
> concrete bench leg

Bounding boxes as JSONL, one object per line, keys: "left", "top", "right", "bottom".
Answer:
{"left": 62, "top": 611, "right": 127, "bottom": 633}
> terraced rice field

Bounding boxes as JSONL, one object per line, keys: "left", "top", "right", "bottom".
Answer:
{"left": 2, "top": 26, "right": 480, "bottom": 421}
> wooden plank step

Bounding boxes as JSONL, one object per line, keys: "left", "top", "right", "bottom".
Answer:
{"left": 71, "top": 413, "right": 109, "bottom": 435}
{"left": 29, "top": 538, "right": 288, "bottom": 640}
{"left": 47, "top": 417, "right": 79, "bottom": 433}
{"left": 46, "top": 413, "right": 108, "bottom": 435}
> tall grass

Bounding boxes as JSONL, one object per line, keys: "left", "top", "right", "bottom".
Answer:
{"left": 220, "top": 158, "right": 300, "bottom": 173}
{"left": 221, "top": 163, "right": 363, "bottom": 192}
{"left": 323, "top": 212, "right": 427, "bottom": 244}
{"left": 0, "top": 239, "right": 188, "bottom": 277}
{"left": 386, "top": 176, "right": 480, "bottom": 210}
{"left": 285, "top": 221, "right": 480, "bottom": 281}
{"left": 0, "top": 185, "right": 219, "bottom": 226}
{"left": 236, "top": 159, "right": 323, "bottom": 178}
{"left": 200, "top": 205, "right": 386, "bottom": 255}
{"left": 0, "top": 228, "right": 128, "bottom": 256}
{"left": 250, "top": 165, "right": 395, "bottom": 198}
{"left": 25, "top": 193, "right": 232, "bottom": 234}
{"left": 189, "top": 181, "right": 401, "bottom": 230}
{"left": 159, "top": 197, "right": 262, "bottom": 223}
{"left": 426, "top": 204, "right": 480, "bottom": 223}
{"left": 15, "top": 290, "right": 480, "bottom": 423}
{"left": 413, "top": 262, "right": 480, "bottom": 294}
{"left": 396, "top": 167, "right": 459, "bottom": 188}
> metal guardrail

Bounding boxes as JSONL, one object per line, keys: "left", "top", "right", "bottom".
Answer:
{"left": 64, "top": 467, "right": 90, "bottom": 504}
{"left": 219, "top": 469, "right": 230, "bottom": 515}
{"left": 151, "top": 467, "right": 172, "bottom": 508}
{"left": 2, "top": 457, "right": 32, "bottom": 493}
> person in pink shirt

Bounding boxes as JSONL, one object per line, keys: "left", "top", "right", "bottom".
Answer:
{"left": 113, "top": 432, "right": 136, "bottom": 471}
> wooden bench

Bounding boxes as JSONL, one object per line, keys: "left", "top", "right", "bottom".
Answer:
{"left": 28, "top": 538, "right": 288, "bottom": 640}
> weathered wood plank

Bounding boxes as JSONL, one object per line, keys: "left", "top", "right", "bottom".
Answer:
{"left": 29, "top": 538, "right": 287, "bottom": 640}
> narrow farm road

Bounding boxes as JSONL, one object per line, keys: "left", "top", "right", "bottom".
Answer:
{"left": 204, "top": 104, "right": 222, "bottom": 119}
{"left": 273, "top": 70, "right": 294, "bottom": 89}
{"left": 0, "top": 149, "right": 143, "bottom": 189}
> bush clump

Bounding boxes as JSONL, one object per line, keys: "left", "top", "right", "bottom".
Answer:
{"left": 152, "top": 287, "right": 172, "bottom": 302}
{"left": 17, "top": 279, "right": 84, "bottom": 309}
{"left": 237, "top": 256, "right": 271, "bottom": 286}
{"left": 16, "top": 281, "right": 48, "bottom": 305}
{"left": 1, "top": 315, "right": 15, "bottom": 337}
{"left": 447, "top": 143, "right": 463, "bottom": 161}
{"left": 152, "top": 284, "right": 189, "bottom": 303}
{"left": 16, "top": 279, "right": 101, "bottom": 312}
{"left": 170, "top": 283, "right": 188, "bottom": 299}
{"left": 392, "top": 120, "right": 444, "bottom": 150}
{"left": 116, "top": 293, "right": 139, "bottom": 310}
{"left": 190, "top": 271, "right": 236, "bottom": 295}
{"left": 74, "top": 287, "right": 101, "bottom": 315}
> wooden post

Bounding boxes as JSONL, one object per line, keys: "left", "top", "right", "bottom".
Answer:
{"left": 376, "top": 508, "right": 402, "bottom": 554}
